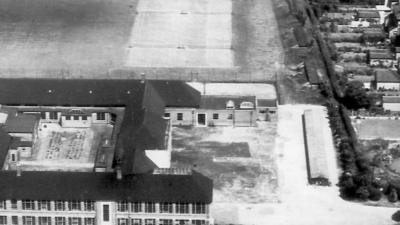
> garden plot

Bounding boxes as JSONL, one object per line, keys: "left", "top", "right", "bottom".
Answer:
{"left": 354, "top": 119, "right": 400, "bottom": 140}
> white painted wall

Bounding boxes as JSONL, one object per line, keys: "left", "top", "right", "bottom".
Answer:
{"left": 145, "top": 150, "right": 171, "bottom": 168}
{"left": 383, "top": 103, "right": 400, "bottom": 111}
{"left": 377, "top": 82, "right": 400, "bottom": 90}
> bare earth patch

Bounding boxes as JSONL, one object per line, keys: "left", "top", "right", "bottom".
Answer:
{"left": 171, "top": 121, "right": 278, "bottom": 204}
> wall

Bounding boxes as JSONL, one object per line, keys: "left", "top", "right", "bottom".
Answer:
{"left": 377, "top": 82, "right": 400, "bottom": 90}
{"left": 383, "top": 102, "right": 400, "bottom": 111}
{"left": 8, "top": 133, "right": 32, "bottom": 142}
{"left": 165, "top": 108, "right": 196, "bottom": 126}
{"left": 370, "top": 59, "right": 394, "bottom": 68}
{"left": 61, "top": 115, "right": 92, "bottom": 128}
{"left": 145, "top": 150, "right": 171, "bottom": 168}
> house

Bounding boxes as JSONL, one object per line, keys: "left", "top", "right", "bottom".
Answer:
{"left": 349, "top": 75, "right": 374, "bottom": 90}
{"left": 382, "top": 95, "right": 400, "bottom": 111}
{"left": 367, "top": 49, "right": 395, "bottom": 67}
{"left": 0, "top": 113, "right": 39, "bottom": 142}
{"left": 395, "top": 47, "right": 400, "bottom": 61}
{"left": 166, "top": 96, "right": 257, "bottom": 127}
{"left": 0, "top": 79, "right": 214, "bottom": 225}
{"left": 355, "top": 10, "right": 381, "bottom": 24}
{"left": 374, "top": 69, "right": 400, "bottom": 90}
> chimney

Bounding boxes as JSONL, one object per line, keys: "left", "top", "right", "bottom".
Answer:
{"left": 16, "top": 165, "right": 21, "bottom": 177}
{"left": 116, "top": 166, "right": 122, "bottom": 180}
{"left": 140, "top": 73, "right": 146, "bottom": 83}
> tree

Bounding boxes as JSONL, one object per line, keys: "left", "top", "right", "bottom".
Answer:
{"left": 392, "top": 210, "right": 400, "bottom": 223}
{"left": 355, "top": 186, "right": 370, "bottom": 200}
{"left": 367, "top": 186, "right": 382, "bottom": 201}
{"left": 341, "top": 81, "right": 371, "bottom": 110}
{"left": 388, "top": 187, "right": 399, "bottom": 203}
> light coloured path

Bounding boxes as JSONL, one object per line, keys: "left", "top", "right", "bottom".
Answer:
{"left": 212, "top": 105, "right": 396, "bottom": 225}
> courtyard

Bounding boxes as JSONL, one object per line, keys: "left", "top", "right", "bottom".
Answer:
{"left": 19, "top": 122, "right": 113, "bottom": 171}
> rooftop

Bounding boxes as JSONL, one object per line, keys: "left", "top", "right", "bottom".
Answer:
{"left": 357, "top": 10, "right": 380, "bottom": 18}
{"left": 0, "top": 170, "right": 213, "bottom": 202}
{"left": 375, "top": 69, "right": 400, "bottom": 83}
{"left": 200, "top": 95, "right": 256, "bottom": 110}
{"left": 0, "top": 0, "right": 137, "bottom": 78}
{"left": 368, "top": 50, "right": 393, "bottom": 59}
{"left": 1, "top": 113, "right": 39, "bottom": 133}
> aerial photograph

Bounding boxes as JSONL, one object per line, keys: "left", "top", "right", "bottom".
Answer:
{"left": 0, "top": 0, "right": 400, "bottom": 224}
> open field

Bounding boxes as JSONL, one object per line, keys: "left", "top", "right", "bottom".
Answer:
{"left": 172, "top": 121, "right": 278, "bottom": 203}
{"left": 211, "top": 105, "right": 396, "bottom": 225}
{"left": 0, "top": 0, "right": 137, "bottom": 78}
{"left": 0, "top": 0, "right": 283, "bottom": 81}
{"left": 126, "top": 0, "right": 233, "bottom": 68}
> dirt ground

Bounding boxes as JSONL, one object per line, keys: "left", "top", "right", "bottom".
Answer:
{"left": 171, "top": 120, "right": 278, "bottom": 203}
{"left": 210, "top": 105, "right": 396, "bottom": 225}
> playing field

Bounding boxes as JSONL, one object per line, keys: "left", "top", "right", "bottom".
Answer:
{"left": 354, "top": 119, "right": 400, "bottom": 140}
{"left": 126, "top": 0, "right": 233, "bottom": 68}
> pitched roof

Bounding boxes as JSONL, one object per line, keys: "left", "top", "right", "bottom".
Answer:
{"left": 200, "top": 95, "right": 256, "bottom": 110}
{"left": 368, "top": 50, "right": 393, "bottom": 59}
{"left": 2, "top": 114, "right": 39, "bottom": 133}
{"left": 304, "top": 60, "right": 322, "bottom": 85}
{"left": 375, "top": 69, "right": 400, "bottom": 83}
{"left": 257, "top": 99, "right": 277, "bottom": 108}
{"left": 0, "top": 130, "right": 11, "bottom": 169}
{"left": 148, "top": 81, "right": 201, "bottom": 108}
{"left": 357, "top": 10, "right": 380, "bottom": 18}
{"left": 383, "top": 96, "right": 400, "bottom": 103}
{"left": 0, "top": 171, "right": 213, "bottom": 203}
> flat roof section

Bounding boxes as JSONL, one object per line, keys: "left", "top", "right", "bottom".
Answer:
{"left": 0, "top": 0, "right": 137, "bottom": 78}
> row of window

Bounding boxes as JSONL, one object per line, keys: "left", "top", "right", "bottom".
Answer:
{"left": 0, "top": 200, "right": 95, "bottom": 211}
{"left": 117, "top": 219, "right": 206, "bottom": 225}
{"left": 116, "top": 202, "right": 206, "bottom": 214}
{"left": 39, "top": 112, "right": 106, "bottom": 121}
{"left": 164, "top": 113, "right": 233, "bottom": 121}
{"left": 0, "top": 216, "right": 95, "bottom": 225}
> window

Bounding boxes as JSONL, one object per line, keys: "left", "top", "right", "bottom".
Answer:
{"left": 117, "top": 201, "right": 128, "bottom": 212}
{"left": 103, "top": 204, "right": 110, "bottom": 222}
{"left": 83, "top": 218, "right": 95, "bottom": 225}
{"left": 117, "top": 219, "right": 128, "bottom": 225}
{"left": 176, "top": 220, "right": 189, "bottom": 225}
{"left": 131, "top": 202, "right": 142, "bottom": 213}
{"left": 68, "top": 217, "right": 81, "bottom": 225}
{"left": 192, "top": 220, "right": 205, "bottom": 225}
{"left": 212, "top": 113, "right": 219, "bottom": 120}
{"left": 159, "top": 219, "right": 173, "bottom": 225}
{"left": 68, "top": 201, "right": 81, "bottom": 211}
{"left": 22, "top": 216, "right": 35, "bottom": 225}
{"left": 0, "top": 216, "right": 6, "bottom": 225}
{"left": 38, "top": 200, "right": 50, "bottom": 210}
{"left": 84, "top": 201, "right": 94, "bottom": 211}
{"left": 22, "top": 200, "right": 35, "bottom": 210}
{"left": 144, "top": 219, "right": 155, "bottom": 225}
{"left": 177, "top": 113, "right": 183, "bottom": 121}
{"left": 82, "top": 116, "right": 87, "bottom": 121}
{"left": 55, "top": 217, "right": 66, "bottom": 225}
{"left": 192, "top": 203, "right": 206, "bottom": 214}
{"left": 50, "top": 111, "right": 58, "bottom": 120}
{"left": 12, "top": 216, "right": 18, "bottom": 225}
{"left": 38, "top": 217, "right": 51, "bottom": 225}
{"left": 0, "top": 200, "right": 6, "bottom": 209}
{"left": 159, "top": 203, "right": 173, "bottom": 213}
{"left": 176, "top": 203, "right": 189, "bottom": 214}
{"left": 73, "top": 115, "right": 79, "bottom": 120}
{"left": 227, "top": 114, "right": 233, "bottom": 120}
{"left": 65, "top": 115, "right": 71, "bottom": 120}
{"left": 96, "top": 112, "right": 106, "bottom": 120}
{"left": 144, "top": 202, "right": 155, "bottom": 213}
{"left": 41, "top": 112, "right": 46, "bottom": 119}
{"left": 11, "top": 199, "right": 18, "bottom": 209}
{"left": 55, "top": 201, "right": 65, "bottom": 211}
{"left": 164, "top": 113, "right": 170, "bottom": 118}
{"left": 11, "top": 153, "right": 17, "bottom": 162}
{"left": 131, "top": 219, "right": 142, "bottom": 225}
